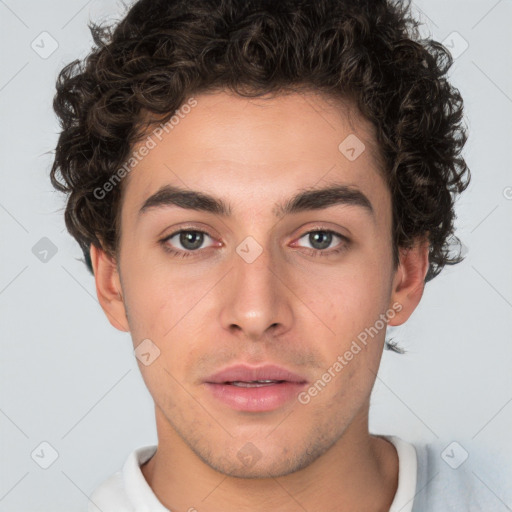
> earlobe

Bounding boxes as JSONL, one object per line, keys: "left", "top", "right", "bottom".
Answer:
{"left": 90, "top": 244, "right": 130, "bottom": 332}
{"left": 388, "top": 237, "right": 430, "bottom": 327}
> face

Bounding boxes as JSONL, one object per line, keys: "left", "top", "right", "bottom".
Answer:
{"left": 94, "top": 89, "right": 424, "bottom": 478}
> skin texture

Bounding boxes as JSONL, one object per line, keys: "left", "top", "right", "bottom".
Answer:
{"left": 90, "top": 90, "right": 429, "bottom": 512}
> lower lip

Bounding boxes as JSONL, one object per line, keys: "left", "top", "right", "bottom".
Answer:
{"left": 204, "top": 382, "right": 307, "bottom": 412}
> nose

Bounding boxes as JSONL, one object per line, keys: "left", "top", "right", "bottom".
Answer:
{"left": 219, "top": 244, "right": 294, "bottom": 341}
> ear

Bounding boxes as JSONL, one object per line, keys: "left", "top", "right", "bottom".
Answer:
{"left": 90, "top": 243, "right": 130, "bottom": 332}
{"left": 387, "top": 236, "right": 430, "bottom": 326}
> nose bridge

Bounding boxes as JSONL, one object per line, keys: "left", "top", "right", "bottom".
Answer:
{"left": 219, "top": 237, "right": 292, "bottom": 339}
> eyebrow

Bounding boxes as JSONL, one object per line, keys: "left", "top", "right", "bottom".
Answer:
{"left": 138, "top": 183, "right": 374, "bottom": 220}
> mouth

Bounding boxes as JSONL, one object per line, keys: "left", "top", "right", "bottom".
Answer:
{"left": 203, "top": 364, "right": 308, "bottom": 412}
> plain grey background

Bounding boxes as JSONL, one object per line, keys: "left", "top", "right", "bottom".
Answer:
{"left": 1, "top": 0, "right": 511, "bottom": 510}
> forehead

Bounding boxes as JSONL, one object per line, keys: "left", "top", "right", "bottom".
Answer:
{"left": 120, "top": 89, "right": 388, "bottom": 222}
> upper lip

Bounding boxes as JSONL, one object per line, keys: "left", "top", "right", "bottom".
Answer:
{"left": 204, "top": 364, "right": 308, "bottom": 384}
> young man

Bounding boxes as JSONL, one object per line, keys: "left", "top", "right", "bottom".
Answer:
{"left": 49, "top": 0, "right": 487, "bottom": 510}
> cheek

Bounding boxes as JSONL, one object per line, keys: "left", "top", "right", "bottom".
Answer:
{"left": 309, "top": 262, "right": 389, "bottom": 328}
{"left": 120, "top": 250, "right": 186, "bottom": 323}
{"left": 297, "top": 268, "right": 392, "bottom": 377}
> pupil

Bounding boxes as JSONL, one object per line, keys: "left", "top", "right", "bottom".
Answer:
{"left": 310, "top": 231, "right": 331, "bottom": 250}
{"left": 180, "top": 231, "right": 203, "bottom": 250}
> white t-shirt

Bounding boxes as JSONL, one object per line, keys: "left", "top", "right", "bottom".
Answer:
{"left": 87, "top": 435, "right": 505, "bottom": 511}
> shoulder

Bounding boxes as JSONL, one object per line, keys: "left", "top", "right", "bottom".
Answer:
{"left": 87, "top": 470, "right": 134, "bottom": 512}
{"left": 86, "top": 445, "right": 158, "bottom": 512}
{"left": 411, "top": 438, "right": 511, "bottom": 512}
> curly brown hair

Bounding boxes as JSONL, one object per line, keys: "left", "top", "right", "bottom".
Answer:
{"left": 50, "top": 0, "right": 470, "bottom": 288}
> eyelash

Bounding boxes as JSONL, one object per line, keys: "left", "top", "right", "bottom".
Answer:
{"left": 159, "top": 227, "right": 350, "bottom": 259}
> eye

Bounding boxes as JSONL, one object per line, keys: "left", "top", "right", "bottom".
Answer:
{"left": 159, "top": 227, "right": 350, "bottom": 259}
{"left": 294, "top": 229, "right": 349, "bottom": 256}
{"left": 160, "top": 229, "right": 215, "bottom": 257}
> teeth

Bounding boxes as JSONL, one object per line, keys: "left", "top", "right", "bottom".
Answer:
{"left": 230, "top": 380, "right": 281, "bottom": 387}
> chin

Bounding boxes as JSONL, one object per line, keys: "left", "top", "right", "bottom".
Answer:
{"left": 206, "top": 456, "right": 304, "bottom": 479}
{"left": 193, "top": 436, "right": 332, "bottom": 479}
